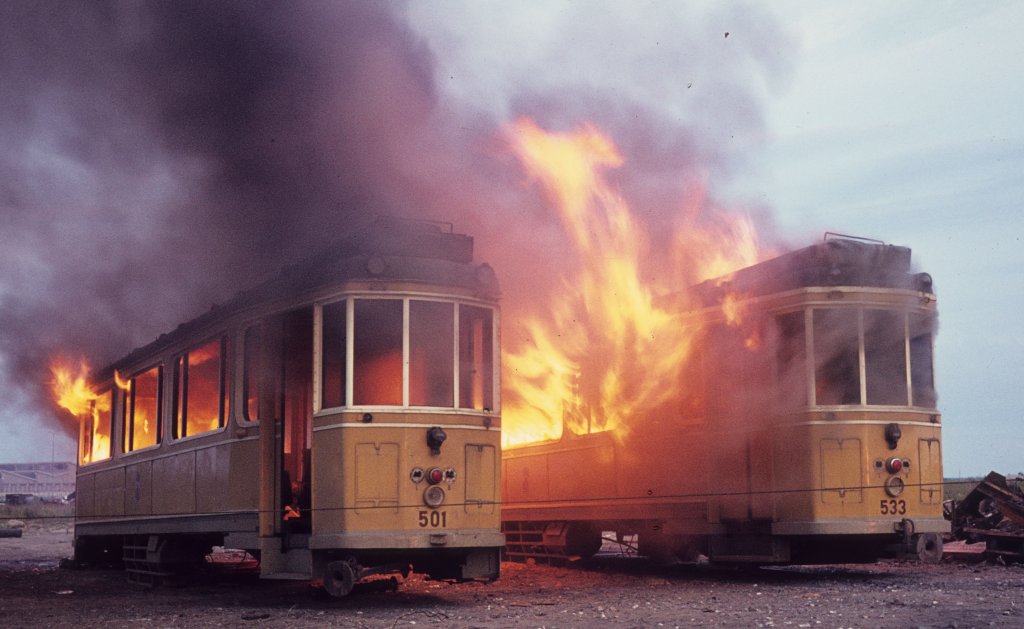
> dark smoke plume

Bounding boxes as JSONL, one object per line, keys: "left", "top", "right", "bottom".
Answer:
{"left": 0, "top": 0, "right": 446, "bottom": 438}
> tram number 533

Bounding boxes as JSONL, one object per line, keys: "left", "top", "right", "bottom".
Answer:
{"left": 879, "top": 499, "right": 906, "bottom": 515}
{"left": 418, "top": 510, "right": 448, "bottom": 528}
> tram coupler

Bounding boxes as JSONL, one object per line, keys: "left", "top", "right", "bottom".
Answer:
{"left": 895, "top": 517, "right": 915, "bottom": 546}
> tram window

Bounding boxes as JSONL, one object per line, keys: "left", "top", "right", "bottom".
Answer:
{"left": 321, "top": 302, "right": 347, "bottom": 409}
{"left": 864, "top": 310, "right": 909, "bottom": 405}
{"left": 813, "top": 309, "right": 860, "bottom": 406}
{"left": 774, "top": 311, "right": 807, "bottom": 409}
{"left": 910, "top": 313, "right": 937, "bottom": 407}
{"left": 243, "top": 325, "right": 261, "bottom": 421}
{"left": 125, "top": 366, "right": 162, "bottom": 452}
{"left": 410, "top": 301, "right": 454, "bottom": 407}
{"left": 353, "top": 299, "right": 403, "bottom": 405}
{"left": 173, "top": 337, "right": 227, "bottom": 438}
{"left": 459, "top": 305, "right": 493, "bottom": 410}
{"left": 80, "top": 389, "right": 113, "bottom": 464}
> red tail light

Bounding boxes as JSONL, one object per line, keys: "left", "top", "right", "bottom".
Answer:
{"left": 886, "top": 457, "right": 903, "bottom": 473}
{"left": 427, "top": 467, "right": 444, "bottom": 485}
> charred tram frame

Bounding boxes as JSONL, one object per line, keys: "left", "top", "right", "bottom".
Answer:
{"left": 72, "top": 219, "right": 503, "bottom": 595}
{"left": 502, "top": 236, "right": 946, "bottom": 565}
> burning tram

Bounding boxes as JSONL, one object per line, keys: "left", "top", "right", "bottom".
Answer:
{"left": 70, "top": 218, "right": 503, "bottom": 595}
{"left": 502, "top": 235, "right": 946, "bottom": 565}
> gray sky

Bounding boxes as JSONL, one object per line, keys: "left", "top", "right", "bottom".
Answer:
{"left": 2, "top": 1, "right": 1020, "bottom": 477}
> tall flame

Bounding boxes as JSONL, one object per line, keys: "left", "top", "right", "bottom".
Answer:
{"left": 50, "top": 357, "right": 111, "bottom": 463}
{"left": 51, "top": 359, "right": 97, "bottom": 418}
{"left": 501, "top": 118, "right": 764, "bottom": 447}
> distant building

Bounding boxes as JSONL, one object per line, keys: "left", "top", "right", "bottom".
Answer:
{"left": 0, "top": 462, "right": 76, "bottom": 500}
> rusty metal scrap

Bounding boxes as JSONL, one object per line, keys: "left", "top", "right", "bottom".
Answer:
{"left": 945, "top": 471, "right": 1024, "bottom": 562}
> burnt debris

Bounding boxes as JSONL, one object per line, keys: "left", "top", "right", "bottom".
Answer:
{"left": 945, "top": 471, "right": 1024, "bottom": 563}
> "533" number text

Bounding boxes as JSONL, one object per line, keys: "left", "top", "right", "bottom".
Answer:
{"left": 879, "top": 499, "right": 906, "bottom": 515}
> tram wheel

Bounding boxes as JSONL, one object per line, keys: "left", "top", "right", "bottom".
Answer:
{"left": 323, "top": 560, "right": 357, "bottom": 597}
{"left": 916, "top": 533, "right": 943, "bottom": 563}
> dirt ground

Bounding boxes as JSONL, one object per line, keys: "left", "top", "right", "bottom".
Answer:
{"left": 2, "top": 521, "right": 1022, "bottom": 628}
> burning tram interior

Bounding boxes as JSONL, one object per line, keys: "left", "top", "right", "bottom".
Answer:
{"left": 73, "top": 290, "right": 497, "bottom": 472}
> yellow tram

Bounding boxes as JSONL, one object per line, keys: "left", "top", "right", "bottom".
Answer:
{"left": 502, "top": 236, "right": 946, "bottom": 564}
{"left": 71, "top": 218, "right": 503, "bottom": 595}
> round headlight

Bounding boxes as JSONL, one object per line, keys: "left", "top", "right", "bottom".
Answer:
{"left": 423, "top": 485, "right": 446, "bottom": 507}
{"left": 884, "top": 476, "right": 905, "bottom": 497}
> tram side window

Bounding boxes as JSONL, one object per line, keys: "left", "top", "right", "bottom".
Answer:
{"left": 173, "top": 337, "right": 228, "bottom": 438}
{"left": 353, "top": 299, "right": 403, "bottom": 405}
{"left": 864, "top": 310, "right": 909, "bottom": 405}
{"left": 243, "top": 325, "right": 261, "bottom": 421}
{"left": 910, "top": 313, "right": 937, "bottom": 407}
{"left": 80, "top": 389, "right": 113, "bottom": 464}
{"left": 124, "top": 366, "right": 162, "bottom": 452}
{"left": 774, "top": 311, "right": 808, "bottom": 409}
{"left": 459, "top": 305, "right": 494, "bottom": 410}
{"left": 410, "top": 301, "right": 454, "bottom": 407}
{"left": 813, "top": 309, "right": 860, "bottom": 406}
{"left": 321, "top": 302, "right": 347, "bottom": 409}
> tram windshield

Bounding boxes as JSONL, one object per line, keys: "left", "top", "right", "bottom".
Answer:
{"left": 801, "top": 307, "right": 936, "bottom": 409}
{"left": 320, "top": 298, "right": 496, "bottom": 411}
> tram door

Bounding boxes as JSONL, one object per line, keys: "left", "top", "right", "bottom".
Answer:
{"left": 279, "top": 308, "right": 313, "bottom": 538}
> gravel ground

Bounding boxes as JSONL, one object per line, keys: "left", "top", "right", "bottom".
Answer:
{"left": 1, "top": 522, "right": 1022, "bottom": 628}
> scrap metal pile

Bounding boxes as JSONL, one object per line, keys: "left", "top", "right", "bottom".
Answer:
{"left": 945, "top": 471, "right": 1024, "bottom": 563}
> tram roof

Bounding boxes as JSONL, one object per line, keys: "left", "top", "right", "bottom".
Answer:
{"left": 97, "top": 218, "right": 497, "bottom": 378}
{"left": 690, "top": 236, "right": 932, "bottom": 305}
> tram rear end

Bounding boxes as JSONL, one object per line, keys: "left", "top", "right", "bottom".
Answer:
{"left": 237, "top": 221, "right": 505, "bottom": 594}
{"left": 306, "top": 295, "right": 503, "bottom": 595}
{"left": 701, "top": 236, "right": 946, "bottom": 563}
{"left": 308, "top": 415, "right": 502, "bottom": 595}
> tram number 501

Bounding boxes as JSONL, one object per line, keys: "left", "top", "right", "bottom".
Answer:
{"left": 418, "top": 510, "right": 448, "bottom": 528}
{"left": 879, "top": 499, "right": 906, "bottom": 515}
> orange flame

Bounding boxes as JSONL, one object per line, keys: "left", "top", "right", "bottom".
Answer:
{"left": 50, "top": 359, "right": 97, "bottom": 418}
{"left": 722, "top": 291, "right": 743, "bottom": 326}
{"left": 501, "top": 119, "right": 766, "bottom": 448}
{"left": 50, "top": 357, "right": 111, "bottom": 463}
{"left": 114, "top": 369, "right": 131, "bottom": 391}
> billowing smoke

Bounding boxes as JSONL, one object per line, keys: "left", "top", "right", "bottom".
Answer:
{"left": 0, "top": 1, "right": 793, "bottom": 457}
{"left": 0, "top": 1, "right": 442, "bottom": 436}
